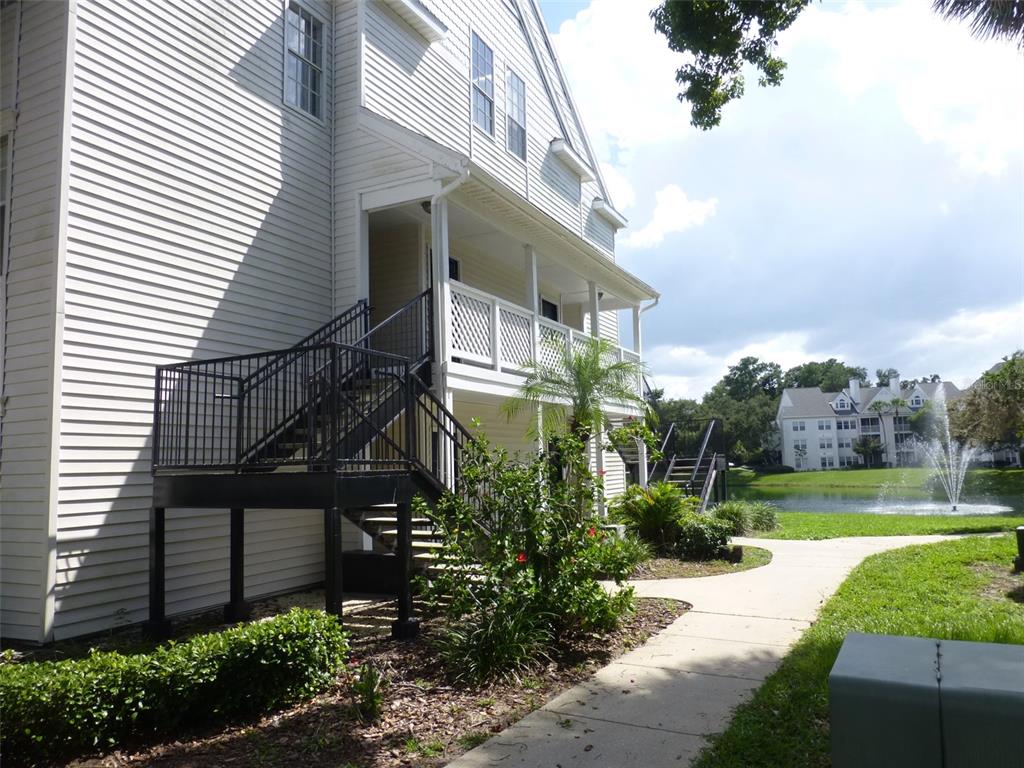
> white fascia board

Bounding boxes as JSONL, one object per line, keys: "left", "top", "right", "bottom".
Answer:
{"left": 592, "top": 198, "right": 627, "bottom": 229}
{"left": 383, "top": 0, "right": 448, "bottom": 43}
{"left": 549, "top": 138, "right": 595, "bottom": 182}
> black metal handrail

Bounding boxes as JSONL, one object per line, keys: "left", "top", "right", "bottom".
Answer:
{"left": 153, "top": 292, "right": 436, "bottom": 475}
{"left": 688, "top": 419, "right": 718, "bottom": 490}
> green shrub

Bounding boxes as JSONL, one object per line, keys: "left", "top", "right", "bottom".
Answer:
{"left": 746, "top": 501, "right": 779, "bottom": 531}
{"left": 422, "top": 432, "right": 635, "bottom": 683}
{"left": 710, "top": 500, "right": 779, "bottom": 534}
{"left": 435, "top": 591, "right": 553, "bottom": 683}
{"left": 609, "top": 482, "right": 699, "bottom": 552}
{"left": 350, "top": 662, "right": 386, "bottom": 723}
{"left": 677, "top": 514, "right": 733, "bottom": 560}
{"left": 710, "top": 501, "right": 750, "bottom": 535}
{"left": 591, "top": 532, "right": 651, "bottom": 579}
{"left": 1, "top": 608, "right": 348, "bottom": 765}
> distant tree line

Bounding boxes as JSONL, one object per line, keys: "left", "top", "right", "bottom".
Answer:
{"left": 648, "top": 352, "right": 1024, "bottom": 466}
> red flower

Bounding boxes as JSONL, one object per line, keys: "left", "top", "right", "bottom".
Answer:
{"left": 516, "top": 552, "right": 527, "bottom": 564}
{"left": 598, "top": 469, "right": 607, "bottom": 476}
{"left": 587, "top": 527, "right": 597, "bottom": 537}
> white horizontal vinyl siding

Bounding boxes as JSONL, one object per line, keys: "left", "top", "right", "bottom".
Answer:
{"left": 361, "top": 0, "right": 603, "bottom": 250}
{"left": 453, "top": 393, "right": 538, "bottom": 461}
{"left": 0, "top": 0, "right": 70, "bottom": 643}
{"left": 54, "top": 0, "right": 336, "bottom": 638}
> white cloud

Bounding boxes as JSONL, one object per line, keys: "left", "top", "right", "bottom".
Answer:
{"left": 898, "top": 301, "right": 1024, "bottom": 388}
{"left": 599, "top": 162, "right": 635, "bottom": 211}
{"left": 551, "top": 0, "right": 696, "bottom": 162}
{"left": 782, "top": 2, "right": 1024, "bottom": 175}
{"left": 648, "top": 332, "right": 826, "bottom": 399}
{"left": 620, "top": 185, "right": 717, "bottom": 249}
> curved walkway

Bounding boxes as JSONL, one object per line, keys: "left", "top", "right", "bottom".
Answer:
{"left": 446, "top": 534, "right": 952, "bottom": 767}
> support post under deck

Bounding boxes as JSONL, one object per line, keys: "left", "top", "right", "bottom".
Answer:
{"left": 324, "top": 506, "right": 343, "bottom": 618}
{"left": 224, "top": 507, "right": 251, "bottom": 622}
{"left": 391, "top": 501, "right": 419, "bottom": 639}
{"left": 143, "top": 506, "right": 170, "bottom": 638}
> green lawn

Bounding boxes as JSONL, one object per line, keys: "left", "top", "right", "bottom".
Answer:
{"left": 728, "top": 467, "right": 1024, "bottom": 497}
{"left": 693, "top": 535, "right": 1024, "bottom": 768}
{"left": 756, "top": 512, "right": 1024, "bottom": 540}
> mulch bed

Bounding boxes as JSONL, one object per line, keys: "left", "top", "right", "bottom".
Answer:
{"left": 69, "top": 597, "right": 687, "bottom": 768}
{"left": 631, "top": 546, "right": 773, "bottom": 580}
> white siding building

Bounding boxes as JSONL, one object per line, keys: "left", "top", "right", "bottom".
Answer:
{"left": 0, "top": 0, "right": 658, "bottom": 643}
{"left": 777, "top": 375, "right": 963, "bottom": 471}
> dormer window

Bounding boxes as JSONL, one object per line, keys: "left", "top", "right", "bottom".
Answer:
{"left": 911, "top": 395, "right": 923, "bottom": 407}
{"left": 836, "top": 399, "right": 848, "bottom": 410}
{"left": 471, "top": 32, "right": 494, "bottom": 134}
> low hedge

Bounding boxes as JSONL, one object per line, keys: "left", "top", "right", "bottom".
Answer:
{"left": 1, "top": 608, "right": 349, "bottom": 766}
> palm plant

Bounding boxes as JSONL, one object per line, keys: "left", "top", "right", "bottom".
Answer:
{"left": 503, "top": 335, "right": 649, "bottom": 443}
{"left": 868, "top": 400, "right": 891, "bottom": 467}
{"left": 889, "top": 397, "right": 910, "bottom": 466}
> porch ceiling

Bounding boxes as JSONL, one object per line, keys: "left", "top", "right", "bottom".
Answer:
{"left": 450, "top": 165, "right": 658, "bottom": 307}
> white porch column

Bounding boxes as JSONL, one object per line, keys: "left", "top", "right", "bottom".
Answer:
{"left": 431, "top": 197, "right": 451, "bottom": 399}
{"left": 587, "top": 280, "right": 605, "bottom": 513}
{"left": 524, "top": 247, "right": 546, "bottom": 453}
{"left": 632, "top": 304, "right": 648, "bottom": 488}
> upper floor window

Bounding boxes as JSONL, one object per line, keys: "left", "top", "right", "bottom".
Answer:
{"left": 792, "top": 421, "right": 805, "bottom": 432}
{"left": 836, "top": 399, "right": 848, "bottom": 410}
{"left": 284, "top": 2, "right": 324, "bottom": 119}
{"left": 911, "top": 395, "right": 923, "bottom": 407}
{"left": 471, "top": 32, "right": 494, "bottom": 134}
{"left": 818, "top": 420, "right": 831, "bottom": 431}
{"left": 506, "top": 70, "right": 526, "bottom": 159}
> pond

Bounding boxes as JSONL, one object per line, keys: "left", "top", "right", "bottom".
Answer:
{"left": 730, "top": 484, "right": 1022, "bottom": 516}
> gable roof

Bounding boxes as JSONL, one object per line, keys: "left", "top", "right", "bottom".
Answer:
{"left": 778, "top": 387, "right": 835, "bottom": 420}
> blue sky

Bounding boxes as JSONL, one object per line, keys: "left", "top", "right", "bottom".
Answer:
{"left": 539, "top": 0, "right": 1024, "bottom": 398}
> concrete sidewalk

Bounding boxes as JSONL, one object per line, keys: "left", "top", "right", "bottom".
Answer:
{"left": 446, "top": 535, "right": 951, "bottom": 767}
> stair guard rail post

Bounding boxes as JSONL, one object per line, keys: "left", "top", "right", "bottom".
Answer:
{"left": 152, "top": 367, "right": 162, "bottom": 471}
{"left": 328, "top": 344, "right": 340, "bottom": 470}
{"left": 405, "top": 363, "right": 417, "bottom": 470}
{"left": 234, "top": 376, "right": 245, "bottom": 472}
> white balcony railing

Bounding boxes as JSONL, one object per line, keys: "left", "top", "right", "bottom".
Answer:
{"left": 449, "top": 282, "right": 642, "bottom": 396}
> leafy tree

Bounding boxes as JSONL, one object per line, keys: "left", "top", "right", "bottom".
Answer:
{"left": 876, "top": 368, "right": 900, "bottom": 388}
{"left": 909, "top": 400, "right": 940, "bottom": 442}
{"left": 650, "top": 0, "right": 810, "bottom": 129}
{"left": 722, "top": 356, "right": 783, "bottom": 399}
{"left": 782, "top": 359, "right": 868, "bottom": 392}
{"left": 652, "top": 0, "right": 1024, "bottom": 129}
{"left": 701, "top": 382, "right": 778, "bottom": 464}
{"left": 853, "top": 435, "right": 883, "bottom": 468}
{"left": 950, "top": 351, "right": 1024, "bottom": 446}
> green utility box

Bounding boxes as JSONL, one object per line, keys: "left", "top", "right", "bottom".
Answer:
{"left": 830, "top": 633, "right": 1024, "bottom": 768}
{"left": 829, "top": 633, "right": 943, "bottom": 768}
{"left": 939, "top": 639, "right": 1024, "bottom": 767}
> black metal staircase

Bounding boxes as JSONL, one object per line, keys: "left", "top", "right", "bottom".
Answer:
{"left": 147, "top": 290, "right": 473, "bottom": 639}
{"left": 653, "top": 419, "right": 727, "bottom": 511}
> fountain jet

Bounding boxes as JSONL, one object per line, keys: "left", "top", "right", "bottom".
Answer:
{"left": 916, "top": 387, "right": 976, "bottom": 512}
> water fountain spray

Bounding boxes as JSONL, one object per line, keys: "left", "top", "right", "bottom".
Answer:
{"left": 916, "top": 387, "right": 977, "bottom": 512}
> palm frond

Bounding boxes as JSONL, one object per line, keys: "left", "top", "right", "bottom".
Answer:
{"left": 933, "top": 0, "right": 1024, "bottom": 46}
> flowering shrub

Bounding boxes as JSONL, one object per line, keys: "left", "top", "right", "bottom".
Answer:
{"left": 420, "top": 432, "right": 634, "bottom": 683}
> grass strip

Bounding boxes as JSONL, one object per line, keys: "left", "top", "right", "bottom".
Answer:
{"left": 755, "top": 512, "right": 1024, "bottom": 540}
{"left": 693, "top": 535, "right": 1024, "bottom": 768}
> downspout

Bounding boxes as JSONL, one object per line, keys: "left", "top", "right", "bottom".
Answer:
{"left": 429, "top": 166, "right": 470, "bottom": 400}
{"left": 636, "top": 296, "right": 659, "bottom": 488}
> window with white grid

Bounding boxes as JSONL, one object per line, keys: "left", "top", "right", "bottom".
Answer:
{"left": 506, "top": 70, "right": 526, "bottom": 159}
{"left": 284, "top": 2, "right": 323, "bottom": 119}
{"left": 471, "top": 32, "right": 494, "bottom": 134}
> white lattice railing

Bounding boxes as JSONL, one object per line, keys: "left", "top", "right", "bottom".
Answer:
{"left": 449, "top": 283, "right": 642, "bottom": 396}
